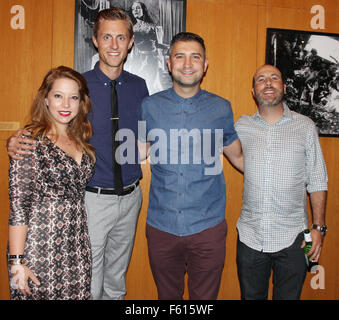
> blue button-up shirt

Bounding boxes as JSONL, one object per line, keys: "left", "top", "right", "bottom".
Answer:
{"left": 140, "top": 88, "right": 239, "bottom": 236}
{"left": 83, "top": 62, "right": 149, "bottom": 188}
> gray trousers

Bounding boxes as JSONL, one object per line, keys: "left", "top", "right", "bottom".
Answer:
{"left": 85, "top": 185, "right": 142, "bottom": 300}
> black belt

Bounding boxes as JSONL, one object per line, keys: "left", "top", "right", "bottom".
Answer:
{"left": 86, "top": 180, "right": 139, "bottom": 196}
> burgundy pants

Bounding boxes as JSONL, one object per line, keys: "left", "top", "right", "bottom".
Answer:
{"left": 146, "top": 220, "right": 227, "bottom": 300}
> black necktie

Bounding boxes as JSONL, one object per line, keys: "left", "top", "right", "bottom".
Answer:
{"left": 111, "top": 80, "right": 123, "bottom": 195}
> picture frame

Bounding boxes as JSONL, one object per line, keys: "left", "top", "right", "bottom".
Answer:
{"left": 265, "top": 28, "right": 339, "bottom": 137}
{"left": 74, "top": 0, "right": 187, "bottom": 95}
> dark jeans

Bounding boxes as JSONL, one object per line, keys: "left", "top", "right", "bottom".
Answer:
{"left": 236, "top": 232, "right": 307, "bottom": 300}
{"left": 146, "top": 220, "right": 227, "bottom": 300}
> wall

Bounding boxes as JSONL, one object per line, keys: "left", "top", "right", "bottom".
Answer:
{"left": 0, "top": 0, "right": 338, "bottom": 300}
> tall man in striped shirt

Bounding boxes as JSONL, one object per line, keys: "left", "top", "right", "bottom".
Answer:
{"left": 235, "top": 64, "right": 328, "bottom": 300}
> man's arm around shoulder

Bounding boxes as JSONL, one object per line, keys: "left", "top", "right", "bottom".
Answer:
{"left": 7, "top": 129, "right": 36, "bottom": 160}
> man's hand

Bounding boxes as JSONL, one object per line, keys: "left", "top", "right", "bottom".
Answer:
{"left": 307, "top": 229, "right": 323, "bottom": 262}
{"left": 304, "top": 191, "right": 327, "bottom": 262}
{"left": 137, "top": 140, "right": 150, "bottom": 162}
{"left": 301, "top": 229, "right": 323, "bottom": 262}
{"left": 6, "top": 129, "right": 36, "bottom": 160}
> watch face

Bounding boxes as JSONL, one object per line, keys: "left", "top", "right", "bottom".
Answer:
{"left": 320, "top": 226, "right": 327, "bottom": 233}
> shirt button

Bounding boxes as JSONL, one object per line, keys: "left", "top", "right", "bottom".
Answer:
{"left": 179, "top": 210, "right": 182, "bottom": 213}
{"left": 179, "top": 193, "right": 182, "bottom": 196}
{"left": 180, "top": 173, "right": 183, "bottom": 176}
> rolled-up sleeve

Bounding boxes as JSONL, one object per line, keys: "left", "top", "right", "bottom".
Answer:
{"left": 305, "top": 125, "right": 328, "bottom": 194}
{"left": 222, "top": 100, "right": 239, "bottom": 146}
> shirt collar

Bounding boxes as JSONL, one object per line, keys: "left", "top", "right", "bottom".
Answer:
{"left": 282, "top": 102, "right": 293, "bottom": 119}
{"left": 169, "top": 87, "right": 203, "bottom": 103}
{"left": 94, "top": 61, "right": 127, "bottom": 85}
{"left": 253, "top": 101, "right": 293, "bottom": 122}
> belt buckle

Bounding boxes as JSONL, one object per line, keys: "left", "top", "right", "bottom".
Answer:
{"left": 126, "top": 183, "right": 136, "bottom": 193}
{"left": 124, "top": 181, "right": 138, "bottom": 194}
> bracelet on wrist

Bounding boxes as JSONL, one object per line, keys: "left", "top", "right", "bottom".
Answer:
{"left": 9, "top": 258, "right": 25, "bottom": 265}
{"left": 8, "top": 254, "right": 25, "bottom": 260}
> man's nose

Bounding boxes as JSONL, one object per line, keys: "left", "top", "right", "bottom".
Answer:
{"left": 183, "top": 56, "right": 193, "bottom": 67}
{"left": 265, "top": 78, "right": 272, "bottom": 86}
{"left": 110, "top": 38, "right": 118, "bottom": 49}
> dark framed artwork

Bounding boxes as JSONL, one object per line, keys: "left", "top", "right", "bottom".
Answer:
{"left": 265, "top": 28, "right": 339, "bottom": 137}
{"left": 74, "top": 0, "right": 187, "bottom": 95}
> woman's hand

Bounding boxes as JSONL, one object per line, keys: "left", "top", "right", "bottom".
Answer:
{"left": 10, "top": 264, "right": 41, "bottom": 296}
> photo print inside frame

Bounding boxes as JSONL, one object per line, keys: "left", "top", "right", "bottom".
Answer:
{"left": 266, "top": 28, "right": 339, "bottom": 137}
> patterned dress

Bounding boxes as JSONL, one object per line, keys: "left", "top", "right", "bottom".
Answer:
{"left": 8, "top": 137, "right": 94, "bottom": 300}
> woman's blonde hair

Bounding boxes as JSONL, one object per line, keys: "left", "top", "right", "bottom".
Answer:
{"left": 25, "top": 65, "right": 95, "bottom": 162}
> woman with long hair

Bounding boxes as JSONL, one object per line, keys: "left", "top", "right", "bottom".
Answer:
{"left": 8, "top": 66, "right": 95, "bottom": 300}
{"left": 127, "top": 1, "right": 168, "bottom": 94}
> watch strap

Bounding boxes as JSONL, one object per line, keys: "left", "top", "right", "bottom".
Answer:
{"left": 311, "top": 224, "right": 327, "bottom": 235}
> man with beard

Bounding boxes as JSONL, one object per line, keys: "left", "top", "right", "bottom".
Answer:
{"left": 138, "top": 32, "right": 243, "bottom": 299}
{"left": 235, "top": 64, "right": 328, "bottom": 300}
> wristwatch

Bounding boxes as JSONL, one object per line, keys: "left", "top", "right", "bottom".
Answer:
{"left": 312, "top": 224, "right": 327, "bottom": 236}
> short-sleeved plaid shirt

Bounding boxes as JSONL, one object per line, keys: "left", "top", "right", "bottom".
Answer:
{"left": 235, "top": 104, "right": 328, "bottom": 253}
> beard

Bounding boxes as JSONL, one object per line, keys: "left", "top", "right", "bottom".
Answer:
{"left": 170, "top": 67, "right": 204, "bottom": 89}
{"left": 173, "top": 77, "right": 202, "bottom": 88}
{"left": 254, "top": 88, "right": 284, "bottom": 107}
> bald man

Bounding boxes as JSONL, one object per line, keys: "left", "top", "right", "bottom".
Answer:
{"left": 234, "top": 64, "right": 328, "bottom": 300}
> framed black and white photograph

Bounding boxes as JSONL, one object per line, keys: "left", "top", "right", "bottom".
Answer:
{"left": 266, "top": 28, "right": 339, "bottom": 137}
{"left": 74, "top": 0, "right": 187, "bottom": 95}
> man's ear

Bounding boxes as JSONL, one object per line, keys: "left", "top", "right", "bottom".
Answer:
{"left": 128, "top": 35, "right": 134, "bottom": 50}
{"left": 204, "top": 58, "right": 209, "bottom": 73}
{"left": 92, "top": 35, "right": 98, "bottom": 49}
{"left": 167, "top": 58, "right": 172, "bottom": 73}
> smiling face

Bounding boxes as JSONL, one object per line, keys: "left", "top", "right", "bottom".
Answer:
{"left": 45, "top": 78, "right": 80, "bottom": 129}
{"left": 167, "top": 40, "right": 208, "bottom": 96}
{"left": 92, "top": 19, "right": 134, "bottom": 78}
{"left": 252, "top": 65, "right": 286, "bottom": 107}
